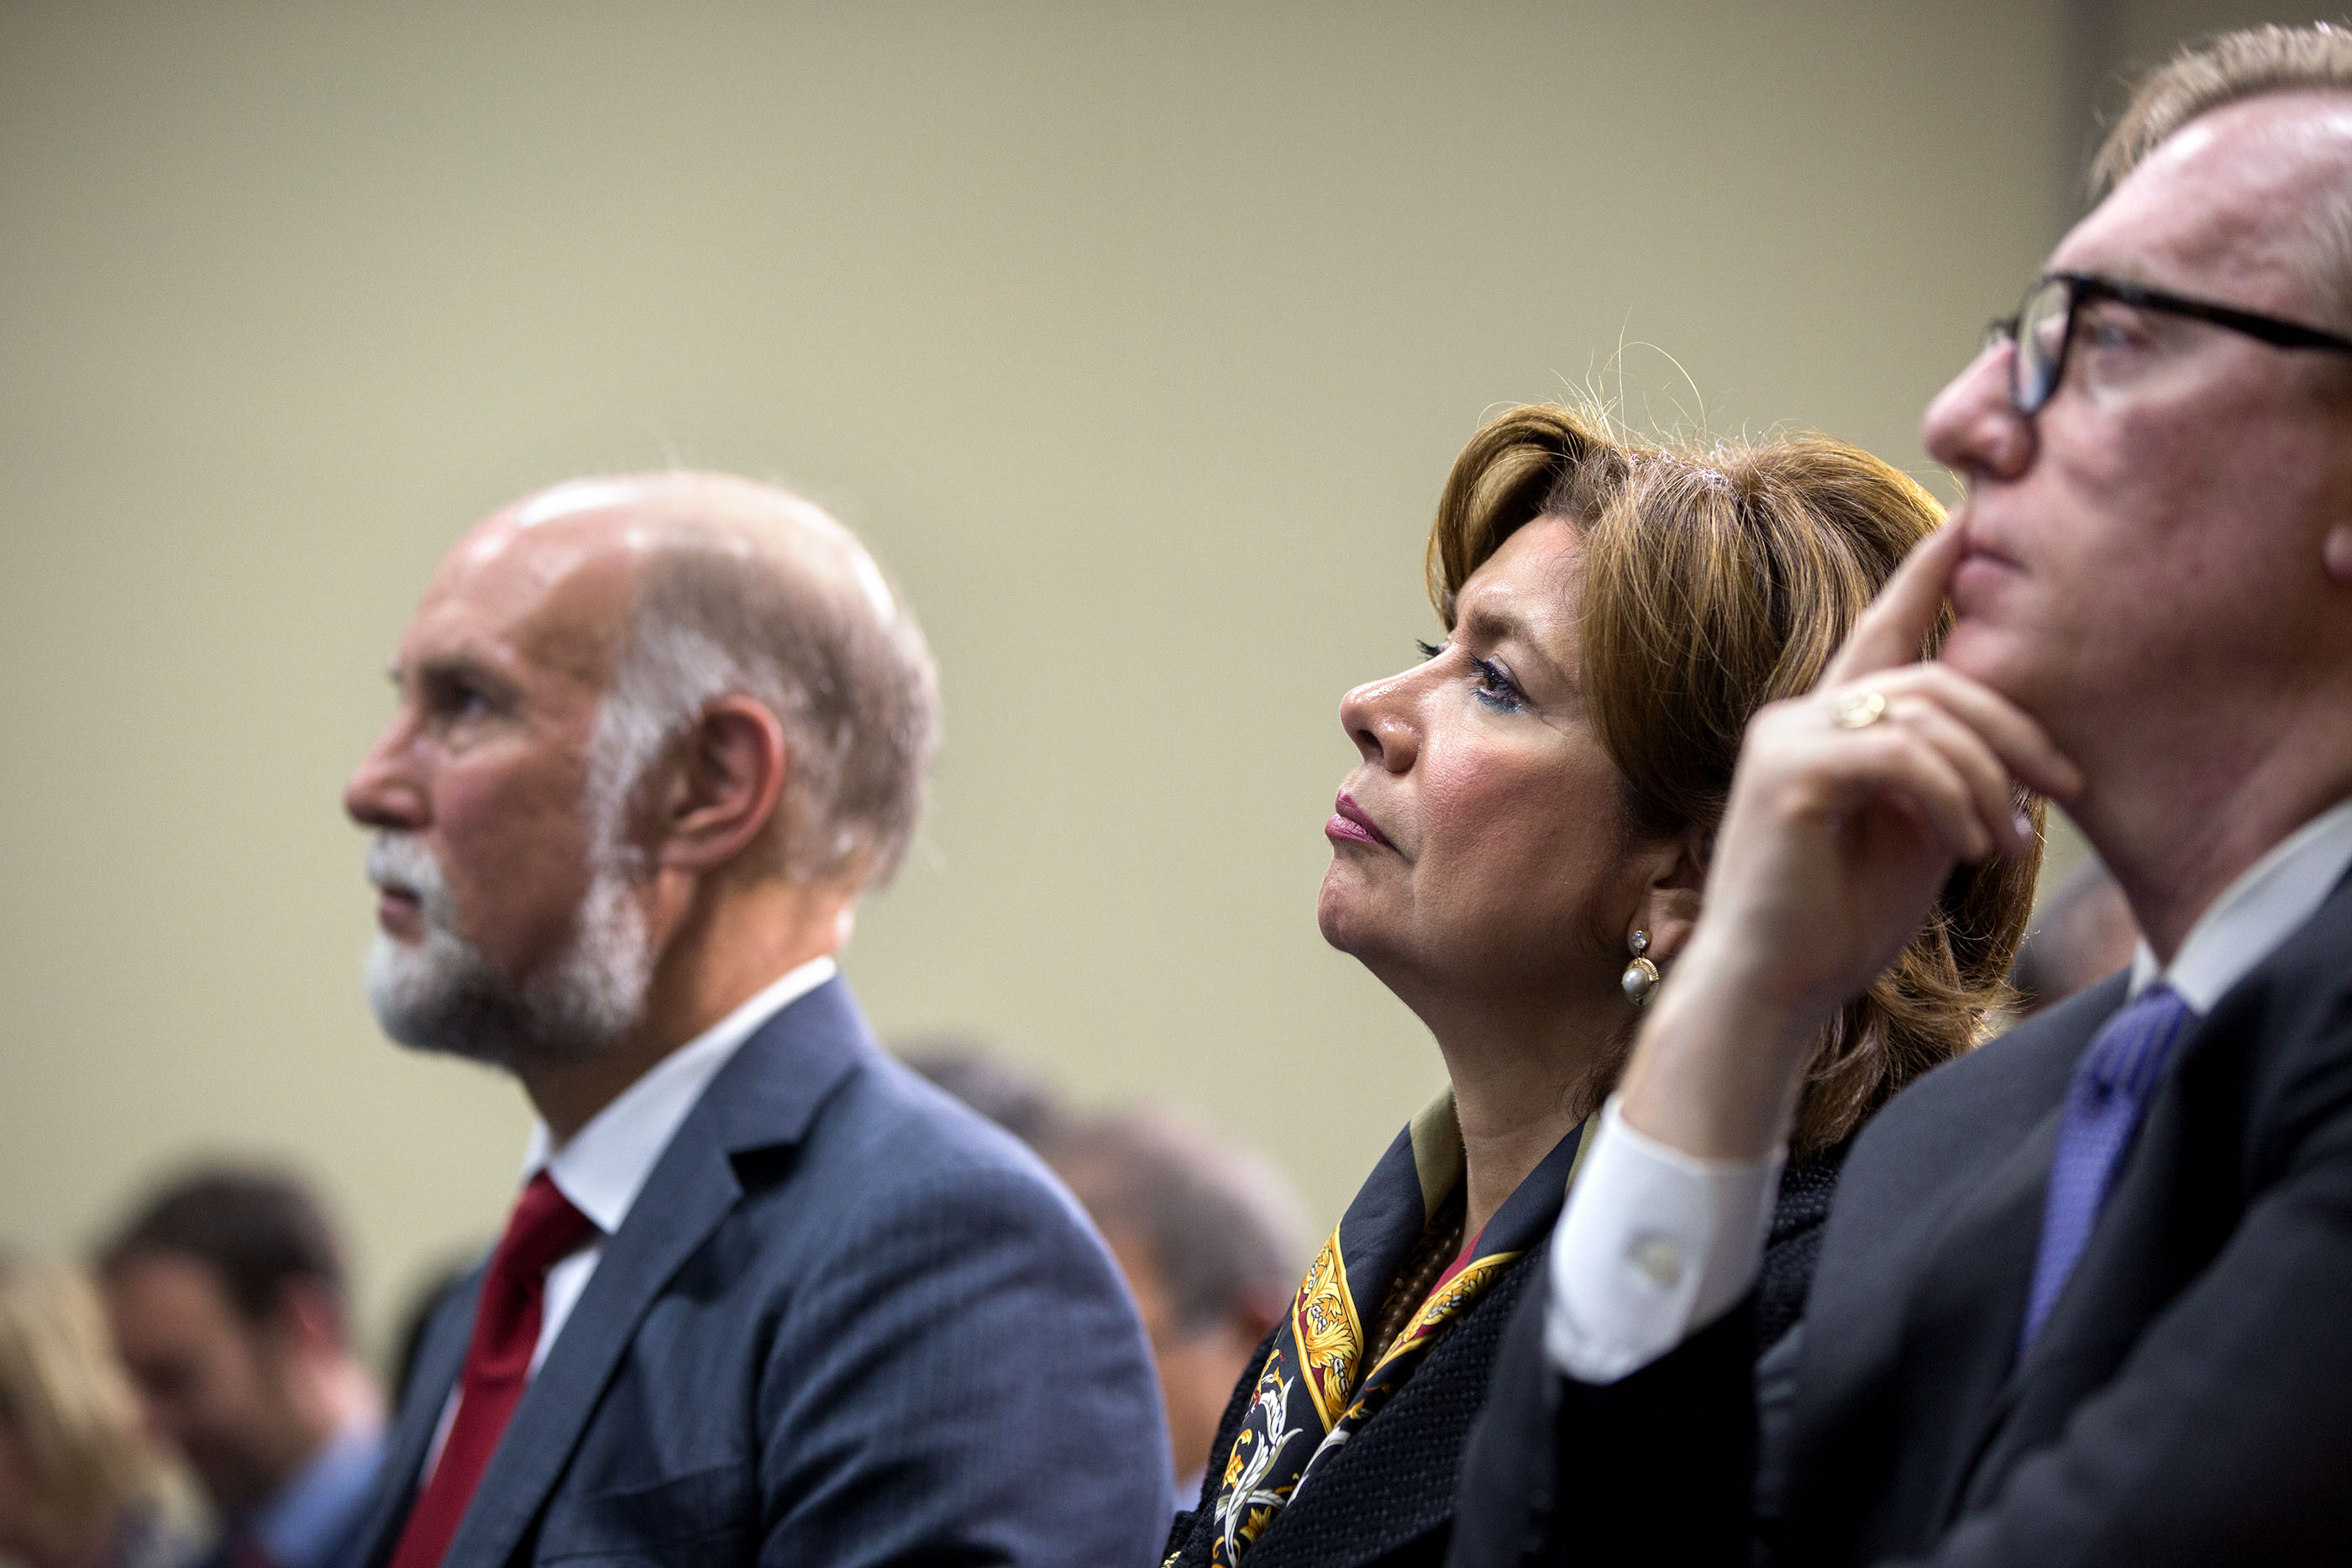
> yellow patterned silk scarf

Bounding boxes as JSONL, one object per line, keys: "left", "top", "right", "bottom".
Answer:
{"left": 1202, "top": 1098, "right": 1590, "bottom": 1566}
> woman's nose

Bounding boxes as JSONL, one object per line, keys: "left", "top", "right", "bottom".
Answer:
{"left": 1340, "top": 671, "right": 1420, "bottom": 772}
{"left": 1923, "top": 342, "right": 2036, "bottom": 481}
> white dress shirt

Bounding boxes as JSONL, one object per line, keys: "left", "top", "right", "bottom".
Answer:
{"left": 1547, "top": 795, "right": 2352, "bottom": 1385}
{"left": 422, "top": 955, "right": 837, "bottom": 1476}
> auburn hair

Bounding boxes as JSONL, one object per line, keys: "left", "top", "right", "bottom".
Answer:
{"left": 1427, "top": 404, "right": 2040, "bottom": 1156}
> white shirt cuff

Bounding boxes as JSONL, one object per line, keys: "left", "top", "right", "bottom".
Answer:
{"left": 1545, "top": 1095, "right": 1784, "bottom": 1384}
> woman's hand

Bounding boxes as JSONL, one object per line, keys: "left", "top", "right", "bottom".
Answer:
{"left": 1617, "top": 525, "right": 2082, "bottom": 1159}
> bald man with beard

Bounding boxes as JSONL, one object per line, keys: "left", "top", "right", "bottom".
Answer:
{"left": 339, "top": 475, "right": 1173, "bottom": 1568}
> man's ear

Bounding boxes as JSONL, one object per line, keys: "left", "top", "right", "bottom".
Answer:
{"left": 654, "top": 697, "right": 789, "bottom": 873}
{"left": 1633, "top": 823, "right": 1711, "bottom": 966}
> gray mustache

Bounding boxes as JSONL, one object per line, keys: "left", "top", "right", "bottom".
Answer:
{"left": 365, "top": 833, "right": 456, "bottom": 928}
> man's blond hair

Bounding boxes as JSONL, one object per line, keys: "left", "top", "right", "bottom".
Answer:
{"left": 2096, "top": 23, "right": 2352, "bottom": 330}
{"left": 2096, "top": 21, "right": 2352, "bottom": 191}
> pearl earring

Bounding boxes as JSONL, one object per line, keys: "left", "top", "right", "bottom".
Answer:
{"left": 1621, "top": 929, "right": 1660, "bottom": 1007}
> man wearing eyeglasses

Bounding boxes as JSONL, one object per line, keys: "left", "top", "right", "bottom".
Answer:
{"left": 1452, "top": 24, "right": 2352, "bottom": 1568}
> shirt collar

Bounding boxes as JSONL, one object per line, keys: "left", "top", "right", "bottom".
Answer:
{"left": 521, "top": 956, "right": 837, "bottom": 1235}
{"left": 2129, "top": 795, "right": 2352, "bottom": 1011}
{"left": 249, "top": 1412, "right": 385, "bottom": 1568}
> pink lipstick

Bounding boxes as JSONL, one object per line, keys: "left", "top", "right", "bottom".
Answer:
{"left": 1326, "top": 793, "right": 1395, "bottom": 850}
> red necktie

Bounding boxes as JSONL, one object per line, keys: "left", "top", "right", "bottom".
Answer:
{"left": 387, "top": 1172, "right": 594, "bottom": 1568}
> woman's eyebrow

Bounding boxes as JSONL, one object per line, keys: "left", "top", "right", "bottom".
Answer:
{"left": 1460, "top": 603, "right": 1520, "bottom": 646}
{"left": 1462, "top": 602, "right": 1567, "bottom": 685}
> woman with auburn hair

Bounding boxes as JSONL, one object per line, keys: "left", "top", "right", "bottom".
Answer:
{"left": 0, "top": 1254, "right": 184, "bottom": 1568}
{"left": 1162, "top": 406, "right": 2038, "bottom": 1568}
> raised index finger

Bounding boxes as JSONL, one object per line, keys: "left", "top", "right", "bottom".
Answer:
{"left": 1821, "top": 523, "right": 1966, "bottom": 688}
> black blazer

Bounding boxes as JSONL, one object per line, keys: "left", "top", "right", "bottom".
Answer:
{"left": 1167, "top": 1154, "right": 1845, "bottom": 1568}
{"left": 1452, "top": 871, "right": 2352, "bottom": 1566}
{"left": 344, "top": 978, "right": 1173, "bottom": 1568}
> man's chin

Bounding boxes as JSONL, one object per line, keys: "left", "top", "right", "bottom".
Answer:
{"left": 1940, "top": 619, "right": 2083, "bottom": 763}
{"left": 360, "top": 857, "right": 654, "bottom": 1068}
{"left": 363, "top": 934, "right": 648, "bottom": 1069}
{"left": 369, "top": 1002, "right": 522, "bottom": 1070}
{"left": 364, "top": 932, "right": 519, "bottom": 1067}
{"left": 1941, "top": 617, "right": 2031, "bottom": 695}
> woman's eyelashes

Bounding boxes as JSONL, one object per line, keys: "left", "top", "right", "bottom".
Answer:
{"left": 1468, "top": 654, "right": 1526, "bottom": 712}
{"left": 1413, "top": 637, "right": 1525, "bottom": 712}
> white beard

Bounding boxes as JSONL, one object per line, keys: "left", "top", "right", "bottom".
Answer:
{"left": 362, "top": 832, "right": 652, "bottom": 1068}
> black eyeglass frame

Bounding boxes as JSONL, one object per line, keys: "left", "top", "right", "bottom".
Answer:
{"left": 1986, "top": 270, "right": 2352, "bottom": 414}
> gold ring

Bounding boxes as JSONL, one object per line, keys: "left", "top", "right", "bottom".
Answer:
{"left": 1832, "top": 690, "right": 1889, "bottom": 729}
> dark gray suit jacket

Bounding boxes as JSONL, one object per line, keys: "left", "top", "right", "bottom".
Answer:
{"left": 346, "top": 978, "right": 1174, "bottom": 1568}
{"left": 1450, "top": 872, "right": 2352, "bottom": 1566}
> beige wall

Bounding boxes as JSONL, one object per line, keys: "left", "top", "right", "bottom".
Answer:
{"left": 0, "top": 2, "right": 2255, "bottom": 1360}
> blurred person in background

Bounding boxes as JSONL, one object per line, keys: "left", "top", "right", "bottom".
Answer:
{"left": 0, "top": 1253, "right": 186, "bottom": 1568}
{"left": 894, "top": 1038, "right": 1070, "bottom": 1148}
{"left": 339, "top": 473, "right": 1169, "bottom": 1568}
{"left": 2008, "top": 854, "right": 2141, "bottom": 1017}
{"left": 896, "top": 1044, "right": 1309, "bottom": 1497}
{"left": 98, "top": 1168, "right": 381, "bottom": 1568}
{"left": 1047, "top": 1110, "right": 1308, "bottom": 1500}
{"left": 1163, "top": 406, "right": 2036, "bottom": 1568}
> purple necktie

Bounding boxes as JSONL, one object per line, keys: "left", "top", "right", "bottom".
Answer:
{"left": 2019, "top": 983, "right": 2195, "bottom": 1351}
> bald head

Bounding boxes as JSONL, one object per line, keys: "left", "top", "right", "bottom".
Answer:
{"left": 347, "top": 472, "right": 937, "bottom": 1083}
{"left": 484, "top": 472, "right": 906, "bottom": 636}
{"left": 467, "top": 471, "right": 941, "bottom": 889}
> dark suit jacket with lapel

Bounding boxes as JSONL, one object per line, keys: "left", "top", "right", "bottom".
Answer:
{"left": 346, "top": 978, "right": 1175, "bottom": 1568}
{"left": 1165, "top": 1151, "right": 1845, "bottom": 1568}
{"left": 1451, "top": 872, "right": 2352, "bottom": 1567}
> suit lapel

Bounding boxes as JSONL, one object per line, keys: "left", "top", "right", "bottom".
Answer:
{"left": 1909, "top": 1104, "right": 2067, "bottom": 1523}
{"left": 1955, "top": 975, "right": 2260, "bottom": 1513}
{"left": 1950, "top": 875, "right": 2350, "bottom": 1515}
{"left": 353, "top": 1269, "right": 484, "bottom": 1568}
{"left": 439, "top": 1130, "right": 743, "bottom": 1568}
{"left": 440, "top": 978, "right": 874, "bottom": 1568}
{"left": 1784, "top": 976, "right": 2120, "bottom": 1563}
{"left": 1788, "top": 872, "right": 2352, "bottom": 1557}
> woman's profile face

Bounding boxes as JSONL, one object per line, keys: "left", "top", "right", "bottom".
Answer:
{"left": 1318, "top": 515, "right": 1651, "bottom": 1015}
